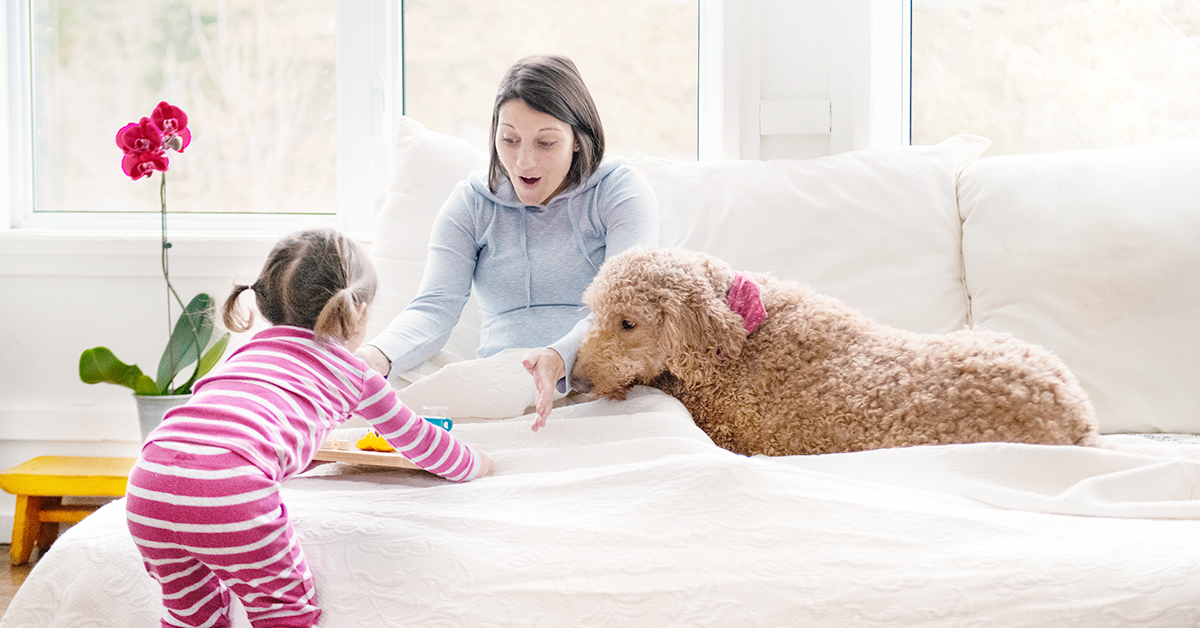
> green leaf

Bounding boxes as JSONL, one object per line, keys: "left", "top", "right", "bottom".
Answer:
{"left": 156, "top": 294, "right": 215, "bottom": 391}
{"left": 79, "top": 347, "right": 160, "bottom": 393}
{"left": 174, "top": 331, "right": 230, "bottom": 395}
{"left": 133, "top": 375, "right": 162, "bottom": 395}
{"left": 196, "top": 332, "right": 230, "bottom": 379}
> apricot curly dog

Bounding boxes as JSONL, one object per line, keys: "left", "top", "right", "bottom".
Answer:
{"left": 571, "top": 246, "right": 1100, "bottom": 456}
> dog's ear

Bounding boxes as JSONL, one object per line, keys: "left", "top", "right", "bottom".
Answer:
{"left": 661, "top": 255, "right": 748, "bottom": 384}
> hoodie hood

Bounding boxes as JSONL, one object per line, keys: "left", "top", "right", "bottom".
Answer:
{"left": 466, "top": 155, "right": 628, "bottom": 208}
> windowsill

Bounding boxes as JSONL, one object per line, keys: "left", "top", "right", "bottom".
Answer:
{"left": 7, "top": 210, "right": 343, "bottom": 233}
{"left": 0, "top": 220, "right": 375, "bottom": 278}
{"left": 0, "top": 228, "right": 283, "bottom": 249}
{"left": 2, "top": 212, "right": 373, "bottom": 247}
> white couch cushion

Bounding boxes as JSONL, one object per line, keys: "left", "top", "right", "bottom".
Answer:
{"left": 366, "top": 116, "right": 489, "bottom": 361}
{"left": 631, "top": 135, "right": 989, "bottom": 334}
{"left": 370, "top": 122, "right": 986, "bottom": 362}
{"left": 959, "top": 140, "right": 1200, "bottom": 434}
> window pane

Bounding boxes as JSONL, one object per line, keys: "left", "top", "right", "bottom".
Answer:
{"left": 912, "top": 0, "right": 1200, "bottom": 155}
{"left": 32, "top": 0, "right": 336, "bottom": 214}
{"left": 403, "top": 0, "right": 698, "bottom": 162}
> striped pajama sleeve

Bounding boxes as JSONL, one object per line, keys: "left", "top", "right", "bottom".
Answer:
{"left": 356, "top": 370, "right": 482, "bottom": 482}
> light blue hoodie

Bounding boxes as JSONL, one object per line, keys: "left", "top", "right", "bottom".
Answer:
{"left": 366, "top": 156, "right": 659, "bottom": 391}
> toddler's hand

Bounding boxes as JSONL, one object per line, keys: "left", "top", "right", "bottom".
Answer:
{"left": 475, "top": 451, "right": 494, "bottom": 478}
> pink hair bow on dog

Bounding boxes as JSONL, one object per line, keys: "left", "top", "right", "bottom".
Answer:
{"left": 727, "top": 271, "right": 767, "bottom": 333}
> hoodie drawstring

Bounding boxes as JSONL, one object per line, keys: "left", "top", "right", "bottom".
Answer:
{"left": 564, "top": 195, "right": 601, "bottom": 274}
{"left": 519, "top": 208, "right": 532, "bottom": 308}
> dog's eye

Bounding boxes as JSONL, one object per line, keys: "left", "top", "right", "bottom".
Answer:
{"left": 621, "top": 319, "right": 636, "bottom": 331}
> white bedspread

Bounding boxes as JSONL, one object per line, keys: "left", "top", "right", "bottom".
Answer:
{"left": 766, "top": 435, "right": 1200, "bottom": 519}
{"left": 4, "top": 387, "right": 1200, "bottom": 627}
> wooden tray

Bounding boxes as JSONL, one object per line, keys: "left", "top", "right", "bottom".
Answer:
{"left": 311, "top": 447, "right": 421, "bottom": 469}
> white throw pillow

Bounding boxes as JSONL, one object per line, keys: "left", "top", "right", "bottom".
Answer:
{"left": 631, "top": 135, "right": 989, "bottom": 334}
{"left": 366, "top": 116, "right": 489, "bottom": 361}
{"left": 958, "top": 140, "right": 1200, "bottom": 434}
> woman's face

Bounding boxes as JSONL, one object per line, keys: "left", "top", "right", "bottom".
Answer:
{"left": 495, "top": 99, "right": 577, "bottom": 205}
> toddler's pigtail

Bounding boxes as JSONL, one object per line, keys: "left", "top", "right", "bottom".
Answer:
{"left": 313, "top": 288, "right": 362, "bottom": 346}
{"left": 223, "top": 283, "right": 257, "bottom": 333}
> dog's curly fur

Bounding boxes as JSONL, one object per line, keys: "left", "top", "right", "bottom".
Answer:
{"left": 572, "top": 246, "right": 1101, "bottom": 456}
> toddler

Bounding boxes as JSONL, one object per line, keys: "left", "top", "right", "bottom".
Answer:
{"left": 125, "top": 228, "right": 491, "bottom": 628}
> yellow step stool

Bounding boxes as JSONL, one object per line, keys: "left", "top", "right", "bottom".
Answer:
{"left": 0, "top": 456, "right": 136, "bottom": 565}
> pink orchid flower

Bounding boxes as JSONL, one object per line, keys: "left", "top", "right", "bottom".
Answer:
{"left": 116, "top": 117, "right": 169, "bottom": 180}
{"left": 150, "top": 101, "right": 191, "bottom": 152}
{"left": 115, "top": 117, "right": 162, "bottom": 156}
{"left": 121, "top": 149, "right": 170, "bottom": 181}
{"left": 115, "top": 102, "right": 191, "bottom": 180}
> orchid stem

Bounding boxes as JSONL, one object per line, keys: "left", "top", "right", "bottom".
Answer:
{"left": 161, "top": 174, "right": 184, "bottom": 311}
{"left": 161, "top": 172, "right": 185, "bottom": 392}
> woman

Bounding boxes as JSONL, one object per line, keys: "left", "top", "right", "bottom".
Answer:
{"left": 356, "top": 54, "right": 659, "bottom": 430}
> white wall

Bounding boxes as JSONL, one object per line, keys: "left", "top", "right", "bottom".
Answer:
{"left": 0, "top": 0, "right": 903, "bottom": 536}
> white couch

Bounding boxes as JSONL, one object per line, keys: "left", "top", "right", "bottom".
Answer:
{"left": 370, "top": 116, "right": 1200, "bottom": 436}
{"left": 9, "top": 117, "right": 1200, "bottom": 628}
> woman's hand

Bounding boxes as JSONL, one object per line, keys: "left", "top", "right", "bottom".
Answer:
{"left": 355, "top": 345, "right": 392, "bottom": 377}
{"left": 522, "top": 348, "right": 564, "bottom": 432}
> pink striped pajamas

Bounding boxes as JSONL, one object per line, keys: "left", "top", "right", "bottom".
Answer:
{"left": 126, "top": 326, "right": 482, "bottom": 628}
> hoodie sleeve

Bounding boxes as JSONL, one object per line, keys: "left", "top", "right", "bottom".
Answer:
{"left": 594, "top": 164, "right": 660, "bottom": 259}
{"left": 364, "top": 183, "right": 478, "bottom": 375}
{"left": 550, "top": 163, "right": 659, "bottom": 392}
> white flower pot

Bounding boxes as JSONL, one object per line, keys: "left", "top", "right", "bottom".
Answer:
{"left": 134, "top": 393, "right": 191, "bottom": 441}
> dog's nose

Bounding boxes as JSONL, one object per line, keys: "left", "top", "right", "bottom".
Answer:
{"left": 570, "top": 368, "right": 593, "bottom": 394}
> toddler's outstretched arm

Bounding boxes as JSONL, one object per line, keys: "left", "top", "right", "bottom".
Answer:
{"left": 356, "top": 371, "right": 489, "bottom": 482}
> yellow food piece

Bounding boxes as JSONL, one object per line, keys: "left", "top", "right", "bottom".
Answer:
{"left": 373, "top": 433, "right": 396, "bottom": 452}
{"left": 355, "top": 431, "right": 396, "bottom": 452}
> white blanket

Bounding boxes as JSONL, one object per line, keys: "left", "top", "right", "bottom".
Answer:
{"left": 765, "top": 435, "right": 1200, "bottom": 519}
{"left": 5, "top": 386, "right": 1200, "bottom": 627}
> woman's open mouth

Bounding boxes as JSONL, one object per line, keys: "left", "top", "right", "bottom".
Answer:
{"left": 519, "top": 176, "right": 541, "bottom": 186}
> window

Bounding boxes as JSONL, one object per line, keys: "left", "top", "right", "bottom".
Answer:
{"left": 6, "top": 0, "right": 698, "bottom": 232}
{"left": 912, "top": 0, "right": 1200, "bottom": 155}
{"left": 402, "top": 0, "right": 699, "bottom": 162}
{"left": 6, "top": 0, "right": 394, "bottom": 232}
{"left": 30, "top": 0, "right": 338, "bottom": 215}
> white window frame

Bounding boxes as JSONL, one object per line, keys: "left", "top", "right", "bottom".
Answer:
{"left": 2, "top": 0, "right": 401, "bottom": 236}
{"left": 697, "top": 0, "right": 909, "bottom": 160}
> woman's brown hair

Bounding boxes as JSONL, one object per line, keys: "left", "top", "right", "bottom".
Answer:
{"left": 223, "top": 228, "right": 377, "bottom": 346}
{"left": 488, "top": 54, "right": 605, "bottom": 195}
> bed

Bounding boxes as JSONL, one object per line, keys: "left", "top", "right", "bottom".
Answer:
{"left": 7, "top": 119, "right": 1200, "bottom": 626}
